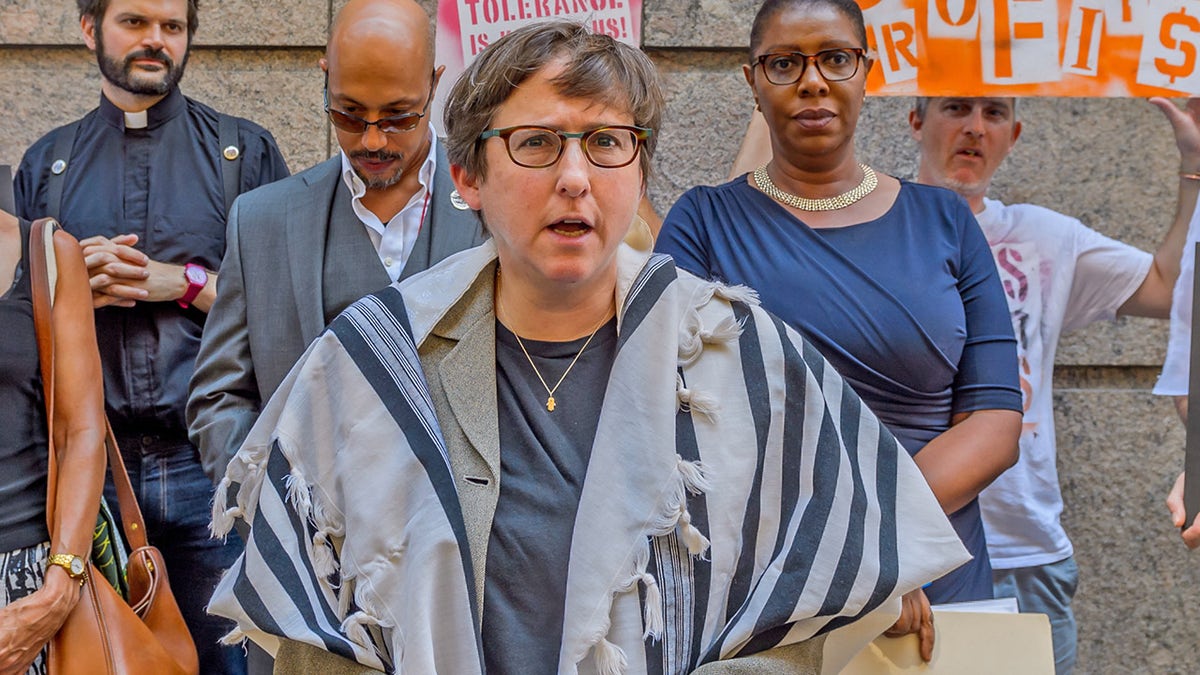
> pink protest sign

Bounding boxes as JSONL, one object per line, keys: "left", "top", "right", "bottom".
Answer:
{"left": 432, "top": 0, "right": 643, "bottom": 124}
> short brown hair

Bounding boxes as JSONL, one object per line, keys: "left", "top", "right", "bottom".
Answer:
{"left": 77, "top": 0, "right": 200, "bottom": 40}
{"left": 443, "top": 20, "right": 664, "bottom": 181}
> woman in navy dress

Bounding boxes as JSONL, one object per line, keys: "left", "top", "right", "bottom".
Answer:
{"left": 657, "top": 0, "right": 1023, "bottom": 660}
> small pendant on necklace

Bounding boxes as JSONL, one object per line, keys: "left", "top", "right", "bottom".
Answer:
{"left": 546, "top": 396, "right": 556, "bottom": 412}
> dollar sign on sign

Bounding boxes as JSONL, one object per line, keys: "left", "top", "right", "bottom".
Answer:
{"left": 1157, "top": 6, "right": 1200, "bottom": 83}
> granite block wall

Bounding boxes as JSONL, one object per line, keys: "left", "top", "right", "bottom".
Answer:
{"left": 1, "top": 1, "right": 1194, "bottom": 671}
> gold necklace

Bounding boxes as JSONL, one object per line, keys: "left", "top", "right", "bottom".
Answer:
{"left": 496, "top": 272, "right": 610, "bottom": 412}
{"left": 753, "top": 163, "right": 878, "bottom": 211}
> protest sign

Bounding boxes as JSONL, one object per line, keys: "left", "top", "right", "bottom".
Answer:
{"left": 433, "top": 0, "right": 642, "bottom": 124}
{"left": 862, "top": 0, "right": 1200, "bottom": 96}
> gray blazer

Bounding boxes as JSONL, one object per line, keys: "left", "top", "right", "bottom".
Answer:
{"left": 187, "top": 146, "right": 486, "bottom": 483}
{"left": 268, "top": 267, "right": 826, "bottom": 674}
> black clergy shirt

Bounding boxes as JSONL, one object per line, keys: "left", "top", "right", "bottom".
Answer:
{"left": 14, "top": 88, "right": 290, "bottom": 438}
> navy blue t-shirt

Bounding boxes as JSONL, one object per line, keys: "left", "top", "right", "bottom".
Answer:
{"left": 657, "top": 177, "right": 1021, "bottom": 603}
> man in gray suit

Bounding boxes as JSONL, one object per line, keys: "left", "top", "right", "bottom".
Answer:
{"left": 187, "top": 0, "right": 485, "bottom": 484}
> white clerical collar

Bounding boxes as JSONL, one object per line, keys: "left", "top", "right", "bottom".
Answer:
{"left": 124, "top": 110, "right": 149, "bottom": 129}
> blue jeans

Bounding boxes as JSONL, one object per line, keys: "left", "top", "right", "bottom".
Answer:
{"left": 993, "top": 555, "right": 1079, "bottom": 675}
{"left": 108, "top": 434, "right": 246, "bottom": 675}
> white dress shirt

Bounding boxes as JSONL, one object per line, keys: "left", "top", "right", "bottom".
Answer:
{"left": 339, "top": 132, "right": 438, "bottom": 283}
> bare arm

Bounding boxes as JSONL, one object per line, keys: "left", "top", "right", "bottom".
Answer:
{"left": 913, "top": 409, "right": 1022, "bottom": 515}
{"left": 885, "top": 409, "right": 1019, "bottom": 660}
{"left": 0, "top": 229, "right": 106, "bottom": 674}
{"left": 48, "top": 229, "right": 107, "bottom": 580}
{"left": 1118, "top": 98, "right": 1200, "bottom": 318}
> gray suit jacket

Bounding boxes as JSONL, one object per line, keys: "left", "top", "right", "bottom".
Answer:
{"left": 269, "top": 265, "right": 825, "bottom": 674}
{"left": 187, "top": 146, "right": 486, "bottom": 482}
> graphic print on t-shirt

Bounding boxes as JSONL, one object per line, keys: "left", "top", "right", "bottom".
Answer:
{"left": 992, "top": 241, "right": 1044, "bottom": 438}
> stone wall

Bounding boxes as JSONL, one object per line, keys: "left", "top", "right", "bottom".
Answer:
{"left": 2, "top": 1, "right": 1194, "bottom": 672}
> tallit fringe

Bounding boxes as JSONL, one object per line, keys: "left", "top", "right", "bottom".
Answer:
{"left": 612, "top": 541, "right": 665, "bottom": 641}
{"left": 341, "top": 611, "right": 382, "bottom": 650}
{"left": 677, "top": 457, "right": 711, "bottom": 495}
{"left": 677, "top": 315, "right": 744, "bottom": 366}
{"left": 592, "top": 636, "right": 629, "bottom": 675}
{"left": 212, "top": 443, "right": 271, "bottom": 538}
{"left": 648, "top": 457, "right": 712, "bottom": 558}
{"left": 711, "top": 283, "right": 759, "bottom": 305}
{"left": 311, "top": 531, "right": 337, "bottom": 579}
{"left": 211, "top": 476, "right": 240, "bottom": 538}
{"left": 284, "top": 466, "right": 313, "bottom": 521}
{"left": 700, "top": 314, "right": 743, "bottom": 346}
{"left": 677, "top": 311, "right": 704, "bottom": 367}
{"left": 309, "top": 497, "right": 345, "bottom": 581}
{"left": 677, "top": 509, "right": 709, "bottom": 556}
{"left": 219, "top": 627, "right": 247, "bottom": 646}
{"left": 640, "top": 573, "right": 664, "bottom": 640}
{"left": 337, "top": 574, "right": 355, "bottom": 620}
{"left": 311, "top": 498, "right": 346, "bottom": 538}
{"left": 675, "top": 372, "right": 719, "bottom": 420}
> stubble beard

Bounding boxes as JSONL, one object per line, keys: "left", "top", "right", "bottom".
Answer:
{"left": 350, "top": 150, "right": 407, "bottom": 190}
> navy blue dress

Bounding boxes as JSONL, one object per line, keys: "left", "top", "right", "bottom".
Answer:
{"left": 657, "top": 177, "right": 1021, "bottom": 603}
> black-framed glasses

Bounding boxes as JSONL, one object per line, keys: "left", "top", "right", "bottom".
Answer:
{"left": 478, "top": 125, "right": 654, "bottom": 169}
{"left": 323, "top": 72, "right": 435, "bottom": 134}
{"left": 754, "top": 48, "right": 866, "bottom": 85}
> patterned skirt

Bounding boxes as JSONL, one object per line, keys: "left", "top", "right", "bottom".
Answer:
{"left": 1, "top": 541, "right": 50, "bottom": 675}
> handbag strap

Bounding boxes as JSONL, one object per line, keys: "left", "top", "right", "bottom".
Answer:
{"left": 29, "top": 219, "right": 151, "bottom": 550}
{"left": 29, "top": 218, "right": 58, "bottom": 528}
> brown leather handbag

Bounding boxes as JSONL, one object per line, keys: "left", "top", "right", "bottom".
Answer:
{"left": 28, "top": 218, "right": 200, "bottom": 675}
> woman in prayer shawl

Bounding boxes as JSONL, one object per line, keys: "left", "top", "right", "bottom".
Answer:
{"left": 656, "top": 0, "right": 1024, "bottom": 660}
{"left": 209, "top": 19, "right": 972, "bottom": 675}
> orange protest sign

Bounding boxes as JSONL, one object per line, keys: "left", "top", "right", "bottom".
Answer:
{"left": 861, "top": 0, "right": 1200, "bottom": 96}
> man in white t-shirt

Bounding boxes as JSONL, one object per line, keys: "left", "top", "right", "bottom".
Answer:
{"left": 909, "top": 96, "right": 1200, "bottom": 674}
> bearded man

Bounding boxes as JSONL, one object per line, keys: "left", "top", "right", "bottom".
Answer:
{"left": 13, "top": 1, "right": 289, "bottom": 673}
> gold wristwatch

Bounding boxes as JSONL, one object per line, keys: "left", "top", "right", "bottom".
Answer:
{"left": 47, "top": 553, "right": 88, "bottom": 585}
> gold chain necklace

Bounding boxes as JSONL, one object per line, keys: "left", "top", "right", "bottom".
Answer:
{"left": 496, "top": 271, "right": 609, "bottom": 412}
{"left": 753, "top": 163, "right": 878, "bottom": 211}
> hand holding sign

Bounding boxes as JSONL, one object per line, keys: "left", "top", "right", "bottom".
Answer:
{"left": 1148, "top": 97, "right": 1200, "bottom": 170}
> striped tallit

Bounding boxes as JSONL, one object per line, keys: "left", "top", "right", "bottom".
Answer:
{"left": 209, "top": 241, "right": 969, "bottom": 674}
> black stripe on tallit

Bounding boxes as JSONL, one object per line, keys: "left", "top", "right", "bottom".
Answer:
{"left": 739, "top": 329, "right": 854, "bottom": 643}
{"left": 820, "top": 429, "right": 901, "bottom": 634}
{"left": 234, "top": 447, "right": 360, "bottom": 661}
{"left": 770, "top": 314, "right": 811, "bottom": 561}
{"left": 330, "top": 288, "right": 484, "bottom": 668}
{"left": 699, "top": 314, "right": 831, "bottom": 661}
{"left": 709, "top": 319, "right": 847, "bottom": 660}
{"left": 812, "top": 371, "right": 868, "bottom": 616}
{"left": 723, "top": 301, "right": 770, "bottom": 620}
{"left": 616, "top": 253, "right": 675, "bottom": 350}
{"left": 674, "top": 368, "right": 711, "bottom": 669}
{"left": 646, "top": 533, "right": 695, "bottom": 675}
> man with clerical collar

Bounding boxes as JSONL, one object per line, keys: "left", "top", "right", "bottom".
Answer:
{"left": 186, "top": 0, "right": 485, "bottom": 502}
{"left": 13, "top": 1, "right": 290, "bottom": 673}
